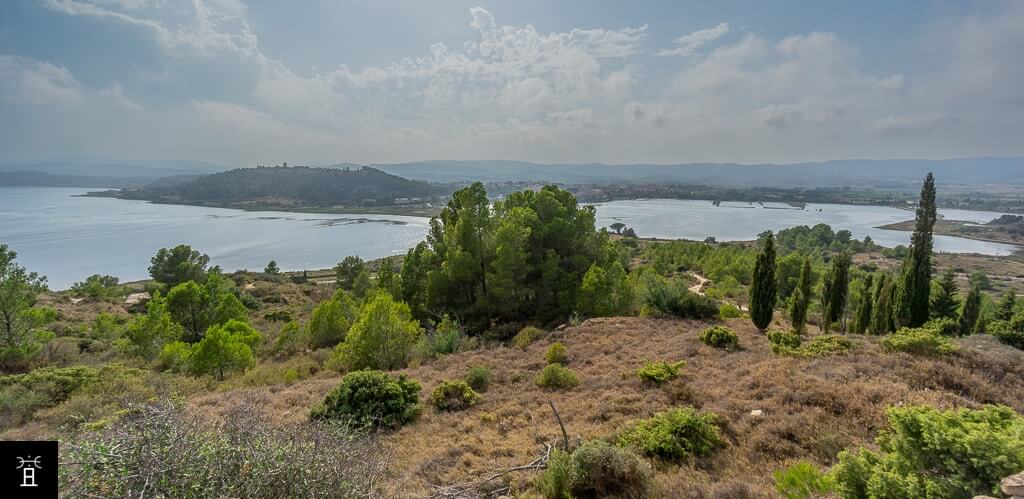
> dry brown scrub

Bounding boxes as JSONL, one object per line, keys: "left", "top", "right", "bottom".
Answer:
{"left": 187, "top": 317, "right": 1024, "bottom": 498}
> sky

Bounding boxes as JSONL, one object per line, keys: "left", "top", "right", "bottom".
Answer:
{"left": 1, "top": 0, "right": 1022, "bottom": 166}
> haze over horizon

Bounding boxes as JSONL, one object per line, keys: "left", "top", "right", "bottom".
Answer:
{"left": 2, "top": 0, "right": 1023, "bottom": 166}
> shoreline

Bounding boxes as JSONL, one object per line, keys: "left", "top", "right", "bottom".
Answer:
{"left": 876, "top": 219, "right": 1024, "bottom": 251}
{"left": 78, "top": 190, "right": 441, "bottom": 218}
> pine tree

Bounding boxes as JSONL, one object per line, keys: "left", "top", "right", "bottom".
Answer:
{"left": 930, "top": 269, "right": 959, "bottom": 320}
{"left": 852, "top": 273, "right": 874, "bottom": 334}
{"left": 870, "top": 274, "right": 896, "bottom": 335}
{"left": 789, "top": 258, "right": 813, "bottom": 334}
{"left": 749, "top": 232, "right": 778, "bottom": 332}
{"left": 996, "top": 290, "right": 1017, "bottom": 321}
{"left": 959, "top": 284, "right": 983, "bottom": 336}
{"left": 896, "top": 173, "right": 937, "bottom": 328}
{"left": 820, "top": 252, "right": 851, "bottom": 333}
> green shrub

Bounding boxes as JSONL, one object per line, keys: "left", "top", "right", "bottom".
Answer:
{"left": 263, "top": 310, "right": 293, "bottom": 322}
{"left": 430, "top": 380, "right": 481, "bottom": 411}
{"left": 546, "top": 342, "right": 568, "bottom": 365}
{"left": 158, "top": 341, "right": 193, "bottom": 373}
{"left": 70, "top": 274, "right": 126, "bottom": 301}
{"left": 428, "top": 315, "right": 464, "bottom": 356}
{"left": 922, "top": 317, "right": 960, "bottom": 337}
{"left": 830, "top": 404, "right": 1024, "bottom": 499}
{"left": 307, "top": 291, "right": 358, "bottom": 349}
{"left": 881, "top": 327, "right": 958, "bottom": 356}
{"left": 699, "top": 325, "right": 739, "bottom": 350}
{"left": 512, "top": 326, "right": 545, "bottom": 349}
{"left": 536, "top": 449, "right": 572, "bottom": 499}
{"left": 767, "top": 330, "right": 802, "bottom": 353}
{"left": 573, "top": 441, "right": 654, "bottom": 498}
{"left": 641, "top": 276, "right": 719, "bottom": 320}
{"left": 800, "top": 335, "right": 855, "bottom": 356}
{"left": 988, "top": 320, "right": 1024, "bottom": 350}
{"left": 465, "top": 365, "right": 491, "bottom": 392}
{"left": 535, "top": 364, "right": 580, "bottom": 390}
{"left": 535, "top": 442, "right": 653, "bottom": 499}
{"left": 719, "top": 303, "right": 743, "bottom": 318}
{"left": 617, "top": 407, "right": 723, "bottom": 460}
{"left": 0, "top": 364, "right": 148, "bottom": 431}
{"left": 770, "top": 332, "right": 854, "bottom": 357}
{"left": 773, "top": 461, "right": 833, "bottom": 499}
{"left": 343, "top": 292, "right": 421, "bottom": 370}
{"left": 310, "top": 370, "right": 421, "bottom": 429}
{"left": 636, "top": 360, "right": 685, "bottom": 384}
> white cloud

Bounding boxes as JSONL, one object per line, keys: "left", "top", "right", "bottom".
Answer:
{"left": 13, "top": 1, "right": 1024, "bottom": 164}
{"left": 657, "top": 22, "right": 729, "bottom": 56}
{"left": 0, "top": 55, "right": 84, "bottom": 105}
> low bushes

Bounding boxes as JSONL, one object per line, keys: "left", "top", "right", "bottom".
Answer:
{"left": 537, "top": 441, "right": 653, "bottom": 499}
{"left": 881, "top": 327, "right": 958, "bottom": 356}
{"left": 767, "top": 330, "right": 801, "bottom": 352}
{"left": 512, "top": 326, "right": 545, "bottom": 349}
{"left": 987, "top": 320, "right": 1024, "bottom": 350}
{"left": 617, "top": 407, "right": 723, "bottom": 460}
{"left": 310, "top": 370, "right": 421, "bottom": 429}
{"left": 641, "top": 276, "right": 719, "bottom": 320}
{"left": 546, "top": 342, "right": 568, "bottom": 365}
{"left": 0, "top": 363, "right": 147, "bottom": 431}
{"left": 800, "top": 335, "right": 855, "bottom": 356}
{"left": 831, "top": 404, "right": 1024, "bottom": 499}
{"left": 769, "top": 332, "right": 854, "bottom": 357}
{"left": 430, "top": 380, "right": 480, "bottom": 411}
{"left": 922, "top": 317, "right": 960, "bottom": 337}
{"left": 699, "top": 325, "right": 739, "bottom": 350}
{"left": 773, "top": 461, "right": 833, "bottom": 499}
{"left": 636, "top": 360, "right": 685, "bottom": 384}
{"left": 535, "top": 364, "right": 580, "bottom": 390}
{"left": 465, "top": 364, "right": 491, "bottom": 392}
{"left": 63, "top": 399, "right": 387, "bottom": 498}
{"left": 719, "top": 303, "right": 743, "bottom": 318}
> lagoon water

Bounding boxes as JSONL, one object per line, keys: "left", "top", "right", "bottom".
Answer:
{"left": 0, "top": 188, "right": 1019, "bottom": 289}
{"left": 592, "top": 199, "right": 1018, "bottom": 256}
{"left": 0, "top": 187, "right": 430, "bottom": 289}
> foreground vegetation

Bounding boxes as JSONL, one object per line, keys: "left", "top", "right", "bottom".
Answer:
{"left": 2, "top": 176, "right": 1024, "bottom": 497}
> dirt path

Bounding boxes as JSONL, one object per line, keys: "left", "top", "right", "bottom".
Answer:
{"left": 688, "top": 272, "right": 710, "bottom": 295}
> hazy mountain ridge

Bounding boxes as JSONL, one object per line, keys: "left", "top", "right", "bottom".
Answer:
{"left": 370, "top": 157, "right": 1024, "bottom": 187}
{"left": 0, "top": 159, "right": 232, "bottom": 180}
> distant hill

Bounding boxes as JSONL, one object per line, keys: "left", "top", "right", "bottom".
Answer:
{"left": 371, "top": 157, "right": 1024, "bottom": 188}
{"left": 114, "top": 166, "right": 444, "bottom": 207}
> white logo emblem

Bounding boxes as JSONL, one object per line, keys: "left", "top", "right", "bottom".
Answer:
{"left": 16, "top": 456, "right": 42, "bottom": 487}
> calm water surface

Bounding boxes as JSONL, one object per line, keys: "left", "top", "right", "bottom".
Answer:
{"left": 0, "top": 188, "right": 429, "bottom": 289}
{"left": 0, "top": 188, "right": 1018, "bottom": 289}
{"left": 592, "top": 199, "right": 1019, "bottom": 256}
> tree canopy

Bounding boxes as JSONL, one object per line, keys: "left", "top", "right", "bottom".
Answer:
{"left": 400, "top": 183, "right": 621, "bottom": 331}
{"left": 149, "top": 245, "right": 210, "bottom": 289}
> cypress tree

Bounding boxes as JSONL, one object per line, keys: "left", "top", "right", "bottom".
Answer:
{"left": 996, "top": 290, "right": 1017, "bottom": 321}
{"left": 820, "top": 252, "right": 851, "bottom": 333}
{"left": 870, "top": 274, "right": 896, "bottom": 335}
{"left": 749, "top": 232, "right": 777, "bottom": 332}
{"left": 959, "top": 284, "right": 982, "bottom": 336}
{"left": 789, "top": 257, "right": 813, "bottom": 334}
{"left": 930, "top": 269, "right": 959, "bottom": 320}
{"left": 852, "top": 273, "right": 874, "bottom": 334}
{"left": 896, "top": 173, "right": 937, "bottom": 327}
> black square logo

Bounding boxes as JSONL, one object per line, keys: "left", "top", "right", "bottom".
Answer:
{"left": 0, "top": 441, "right": 58, "bottom": 498}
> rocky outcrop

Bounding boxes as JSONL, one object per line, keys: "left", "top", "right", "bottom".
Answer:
{"left": 1002, "top": 470, "right": 1024, "bottom": 498}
